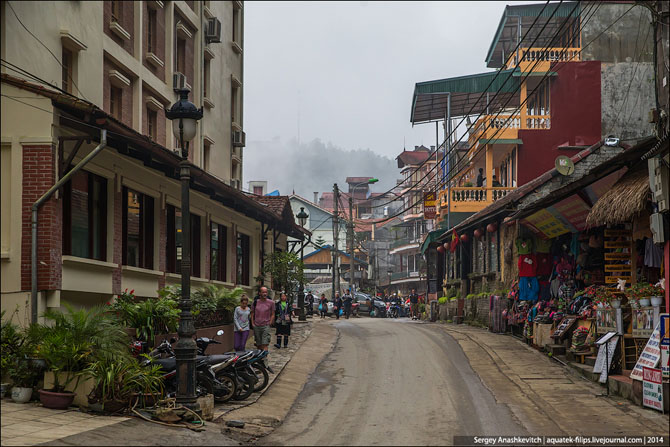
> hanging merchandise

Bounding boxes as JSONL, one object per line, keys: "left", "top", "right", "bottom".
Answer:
{"left": 536, "top": 253, "right": 553, "bottom": 276}
{"left": 516, "top": 237, "right": 533, "bottom": 255}
{"left": 519, "top": 254, "right": 537, "bottom": 277}
{"left": 536, "top": 238, "right": 552, "bottom": 254}
{"left": 519, "top": 276, "right": 539, "bottom": 302}
{"left": 644, "top": 237, "right": 663, "bottom": 268}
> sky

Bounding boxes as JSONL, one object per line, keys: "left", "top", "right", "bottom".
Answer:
{"left": 242, "top": 1, "right": 535, "bottom": 196}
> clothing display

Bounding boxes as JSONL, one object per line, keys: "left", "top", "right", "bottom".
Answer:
{"left": 516, "top": 237, "right": 533, "bottom": 255}
{"left": 536, "top": 238, "right": 552, "bottom": 253}
{"left": 536, "top": 253, "right": 553, "bottom": 276}
{"left": 518, "top": 254, "right": 537, "bottom": 277}
{"left": 519, "top": 276, "right": 539, "bottom": 302}
{"left": 644, "top": 237, "right": 663, "bottom": 268}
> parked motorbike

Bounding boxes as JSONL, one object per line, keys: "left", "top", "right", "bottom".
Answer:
{"left": 388, "top": 300, "right": 402, "bottom": 318}
{"left": 141, "top": 336, "right": 239, "bottom": 403}
{"left": 351, "top": 302, "right": 360, "bottom": 317}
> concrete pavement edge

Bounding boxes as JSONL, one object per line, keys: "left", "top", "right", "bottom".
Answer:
{"left": 219, "top": 320, "right": 338, "bottom": 442}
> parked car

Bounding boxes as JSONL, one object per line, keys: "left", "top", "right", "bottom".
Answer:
{"left": 355, "top": 292, "right": 373, "bottom": 313}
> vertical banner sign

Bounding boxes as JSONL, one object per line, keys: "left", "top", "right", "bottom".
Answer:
{"left": 630, "top": 321, "right": 662, "bottom": 381}
{"left": 642, "top": 367, "right": 664, "bottom": 412}
{"left": 661, "top": 314, "right": 669, "bottom": 379}
{"left": 423, "top": 192, "right": 436, "bottom": 219}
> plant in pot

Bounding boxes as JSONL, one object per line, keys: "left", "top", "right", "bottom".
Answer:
{"left": 85, "top": 359, "right": 133, "bottom": 413}
{"left": 32, "top": 305, "right": 130, "bottom": 410}
{"left": 625, "top": 283, "right": 658, "bottom": 308}
{"left": 123, "top": 360, "right": 164, "bottom": 409}
{"left": 7, "top": 357, "right": 39, "bottom": 403}
{"left": 1, "top": 309, "right": 24, "bottom": 397}
{"left": 111, "top": 289, "right": 180, "bottom": 347}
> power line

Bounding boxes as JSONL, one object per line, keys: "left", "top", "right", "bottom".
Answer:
{"left": 6, "top": 1, "right": 88, "bottom": 101}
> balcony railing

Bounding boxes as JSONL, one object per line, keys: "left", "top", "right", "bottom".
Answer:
{"left": 513, "top": 47, "right": 581, "bottom": 66}
{"left": 390, "top": 236, "right": 422, "bottom": 249}
{"left": 468, "top": 112, "right": 550, "bottom": 147}
{"left": 437, "top": 186, "right": 516, "bottom": 214}
{"left": 390, "top": 271, "right": 421, "bottom": 281}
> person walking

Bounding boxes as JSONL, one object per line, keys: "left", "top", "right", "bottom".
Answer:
{"left": 233, "top": 295, "right": 251, "bottom": 351}
{"left": 274, "top": 292, "right": 295, "bottom": 349}
{"left": 319, "top": 293, "right": 329, "bottom": 319}
{"left": 409, "top": 288, "right": 419, "bottom": 320}
{"left": 343, "top": 289, "right": 353, "bottom": 319}
{"left": 306, "top": 290, "right": 315, "bottom": 317}
{"left": 333, "top": 292, "right": 343, "bottom": 320}
{"left": 251, "top": 286, "right": 275, "bottom": 354}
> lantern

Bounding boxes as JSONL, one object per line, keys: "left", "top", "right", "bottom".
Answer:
{"left": 460, "top": 233, "right": 469, "bottom": 243}
{"left": 436, "top": 245, "right": 445, "bottom": 253}
{"left": 443, "top": 242, "right": 449, "bottom": 250}
{"left": 487, "top": 223, "right": 497, "bottom": 233}
{"left": 474, "top": 228, "right": 483, "bottom": 238}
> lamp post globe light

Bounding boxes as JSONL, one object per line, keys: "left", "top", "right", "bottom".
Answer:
{"left": 165, "top": 88, "right": 203, "bottom": 410}
{"left": 296, "top": 207, "right": 309, "bottom": 321}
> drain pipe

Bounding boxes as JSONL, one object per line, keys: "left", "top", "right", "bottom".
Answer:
{"left": 31, "top": 129, "right": 107, "bottom": 323}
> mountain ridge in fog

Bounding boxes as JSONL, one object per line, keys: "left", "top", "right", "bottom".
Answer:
{"left": 243, "top": 137, "right": 400, "bottom": 198}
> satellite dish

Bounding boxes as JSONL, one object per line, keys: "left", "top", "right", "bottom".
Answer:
{"left": 555, "top": 155, "right": 575, "bottom": 176}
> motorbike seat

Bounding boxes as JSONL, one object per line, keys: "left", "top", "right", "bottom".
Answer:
{"left": 204, "top": 354, "right": 234, "bottom": 365}
{"left": 155, "top": 358, "right": 176, "bottom": 371}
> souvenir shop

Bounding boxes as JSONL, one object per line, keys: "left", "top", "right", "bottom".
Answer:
{"left": 503, "top": 165, "right": 667, "bottom": 380}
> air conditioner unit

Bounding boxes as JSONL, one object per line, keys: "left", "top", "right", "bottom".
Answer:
{"left": 205, "top": 18, "right": 222, "bottom": 44}
{"left": 172, "top": 72, "right": 187, "bottom": 91}
{"left": 232, "top": 130, "right": 246, "bottom": 147}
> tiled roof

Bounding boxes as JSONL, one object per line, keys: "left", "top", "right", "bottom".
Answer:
{"left": 396, "top": 150, "right": 433, "bottom": 168}
{"left": 345, "top": 176, "right": 373, "bottom": 184}
{"left": 254, "top": 196, "right": 290, "bottom": 216}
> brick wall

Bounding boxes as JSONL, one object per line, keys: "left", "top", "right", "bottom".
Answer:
{"left": 103, "top": 0, "right": 135, "bottom": 57}
{"left": 142, "top": 3, "right": 166, "bottom": 82}
{"left": 103, "top": 58, "right": 134, "bottom": 128}
{"left": 21, "top": 145, "right": 62, "bottom": 291}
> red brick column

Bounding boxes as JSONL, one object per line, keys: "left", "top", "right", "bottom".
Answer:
{"left": 21, "top": 144, "right": 62, "bottom": 292}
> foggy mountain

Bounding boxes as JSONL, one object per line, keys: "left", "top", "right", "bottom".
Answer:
{"left": 243, "top": 137, "right": 401, "bottom": 199}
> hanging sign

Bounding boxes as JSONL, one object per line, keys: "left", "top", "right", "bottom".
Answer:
{"left": 423, "top": 192, "right": 436, "bottom": 219}
{"left": 593, "top": 335, "right": 618, "bottom": 384}
{"left": 642, "top": 367, "right": 664, "bottom": 412}
{"left": 630, "top": 321, "right": 662, "bottom": 381}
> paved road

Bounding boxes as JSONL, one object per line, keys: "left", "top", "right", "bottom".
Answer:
{"left": 261, "top": 318, "right": 527, "bottom": 446}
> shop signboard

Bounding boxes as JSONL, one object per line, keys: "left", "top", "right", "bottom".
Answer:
{"left": 632, "top": 308, "right": 655, "bottom": 337}
{"left": 593, "top": 334, "right": 618, "bottom": 384}
{"left": 661, "top": 314, "right": 669, "bottom": 346}
{"left": 522, "top": 209, "right": 570, "bottom": 239}
{"left": 642, "top": 367, "right": 663, "bottom": 412}
{"left": 630, "top": 322, "right": 661, "bottom": 381}
{"left": 423, "top": 192, "right": 436, "bottom": 219}
{"left": 596, "top": 308, "right": 617, "bottom": 334}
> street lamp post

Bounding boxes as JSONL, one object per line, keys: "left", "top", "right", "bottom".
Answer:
{"left": 165, "top": 88, "right": 203, "bottom": 410}
{"left": 296, "top": 207, "right": 309, "bottom": 321}
{"left": 349, "top": 178, "right": 378, "bottom": 296}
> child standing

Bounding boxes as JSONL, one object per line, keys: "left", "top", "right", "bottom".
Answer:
{"left": 233, "top": 295, "right": 251, "bottom": 351}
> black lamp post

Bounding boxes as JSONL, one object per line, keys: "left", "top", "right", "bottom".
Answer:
{"left": 165, "top": 88, "right": 203, "bottom": 410}
{"left": 296, "top": 207, "right": 309, "bottom": 321}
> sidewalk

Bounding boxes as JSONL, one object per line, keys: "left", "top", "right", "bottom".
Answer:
{"left": 0, "top": 319, "right": 316, "bottom": 446}
{"left": 438, "top": 323, "right": 669, "bottom": 437}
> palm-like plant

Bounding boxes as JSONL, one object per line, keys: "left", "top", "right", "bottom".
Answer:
{"left": 31, "top": 304, "right": 130, "bottom": 392}
{"left": 193, "top": 284, "right": 245, "bottom": 312}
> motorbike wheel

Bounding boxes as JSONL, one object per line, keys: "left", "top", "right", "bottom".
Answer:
{"left": 251, "top": 364, "right": 269, "bottom": 392}
{"left": 213, "top": 372, "right": 238, "bottom": 403}
{"left": 232, "top": 372, "right": 255, "bottom": 401}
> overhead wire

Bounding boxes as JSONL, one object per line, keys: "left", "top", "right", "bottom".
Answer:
{"left": 370, "top": 1, "right": 635, "bottom": 226}
{"left": 6, "top": 1, "right": 89, "bottom": 101}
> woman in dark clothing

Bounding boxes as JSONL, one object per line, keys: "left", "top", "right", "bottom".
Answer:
{"left": 333, "top": 292, "right": 343, "bottom": 320}
{"left": 319, "top": 293, "right": 329, "bottom": 319}
{"left": 274, "top": 292, "right": 295, "bottom": 349}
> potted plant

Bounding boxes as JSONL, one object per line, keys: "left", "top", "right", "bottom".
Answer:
{"left": 111, "top": 289, "right": 180, "bottom": 347}
{"left": 32, "top": 305, "right": 130, "bottom": 410}
{"left": 8, "top": 358, "right": 38, "bottom": 403}
{"left": 1, "top": 310, "right": 23, "bottom": 397}
{"left": 625, "top": 283, "right": 659, "bottom": 308}
{"left": 124, "top": 361, "right": 164, "bottom": 408}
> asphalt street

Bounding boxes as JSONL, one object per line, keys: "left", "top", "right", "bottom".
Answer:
{"left": 261, "top": 318, "right": 527, "bottom": 446}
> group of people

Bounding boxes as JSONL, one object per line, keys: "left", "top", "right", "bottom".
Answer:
{"left": 313, "top": 290, "right": 355, "bottom": 320}
{"left": 232, "top": 286, "right": 298, "bottom": 355}
{"left": 377, "top": 289, "right": 422, "bottom": 319}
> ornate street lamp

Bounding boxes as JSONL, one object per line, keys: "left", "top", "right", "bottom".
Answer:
{"left": 296, "top": 207, "right": 309, "bottom": 321}
{"left": 165, "top": 88, "right": 203, "bottom": 410}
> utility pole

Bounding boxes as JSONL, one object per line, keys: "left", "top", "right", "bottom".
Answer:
{"left": 349, "top": 196, "right": 355, "bottom": 294}
{"left": 332, "top": 183, "right": 340, "bottom": 297}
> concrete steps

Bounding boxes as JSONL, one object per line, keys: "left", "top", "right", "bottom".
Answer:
{"left": 546, "top": 344, "right": 566, "bottom": 356}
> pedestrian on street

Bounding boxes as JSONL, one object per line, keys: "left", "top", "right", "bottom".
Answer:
{"left": 409, "top": 288, "right": 419, "bottom": 320}
{"left": 274, "top": 292, "right": 295, "bottom": 349}
{"left": 333, "top": 292, "right": 343, "bottom": 320}
{"left": 251, "top": 286, "right": 275, "bottom": 354}
{"left": 306, "top": 290, "right": 315, "bottom": 316}
{"left": 319, "top": 293, "right": 329, "bottom": 319}
{"left": 233, "top": 295, "right": 251, "bottom": 351}
{"left": 343, "top": 289, "right": 353, "bottom": 319}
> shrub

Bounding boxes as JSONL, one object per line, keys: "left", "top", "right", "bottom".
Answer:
{"left": 193, "top": 284, "right": 245, "bottom": 312}
{"left": 438, "top": 297, "right": 448, "bottom": 304}
{"left": 466, "top": 294, "right": 476, "bottom": 300}
{"left": 111, "top": 289, "right": 180, "bottom": 346}
{"left": 418, "top": 303, "right": 426, "bottom": 313}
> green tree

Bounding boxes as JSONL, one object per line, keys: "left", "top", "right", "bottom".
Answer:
{"left": 263, "top": 251, "right": 305, "bottom": 301}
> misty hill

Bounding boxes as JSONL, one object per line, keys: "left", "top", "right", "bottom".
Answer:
{"left": 243, "top": 137, "right": 400, "bottom": 198}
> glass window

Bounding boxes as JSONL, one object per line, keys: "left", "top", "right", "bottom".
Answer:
{"left": 211, "top": 223, "right": 227, "bottom": 281}
{"left": 147, "top": 8, "right": 156, "bottom": 53}
{"left": 122, "top": 187, "right": 154, "bottom": 269}
{"left": 166, "top": 205, "right": 200, "bottom": 277}
{"left": 63, "top": 170, "right": 107, "bottom": 261}
{"left": 236, "top": 232, "right": 250, "bottom": 285}
{"left": 62, "top": 47, "right": 73, "bottom": 94}
{"left": 147, "top": 108, "right": 157, "bottom": 140}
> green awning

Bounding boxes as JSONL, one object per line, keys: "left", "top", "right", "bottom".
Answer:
{"left": 411, "top": 70, "right": 520, "bottom": 124}
{"left": 420, "top": 227, "right": 450, "bottom": 254}
{"left": 485, "top": 2, "right": 581, "bottom": 69}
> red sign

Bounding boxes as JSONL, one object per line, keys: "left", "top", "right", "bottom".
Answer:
{"left": 423, "top": 192, "right": 436, "bottom": 219}
{"left": 643, "top": 366, "right": 662, "bottom": 384}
